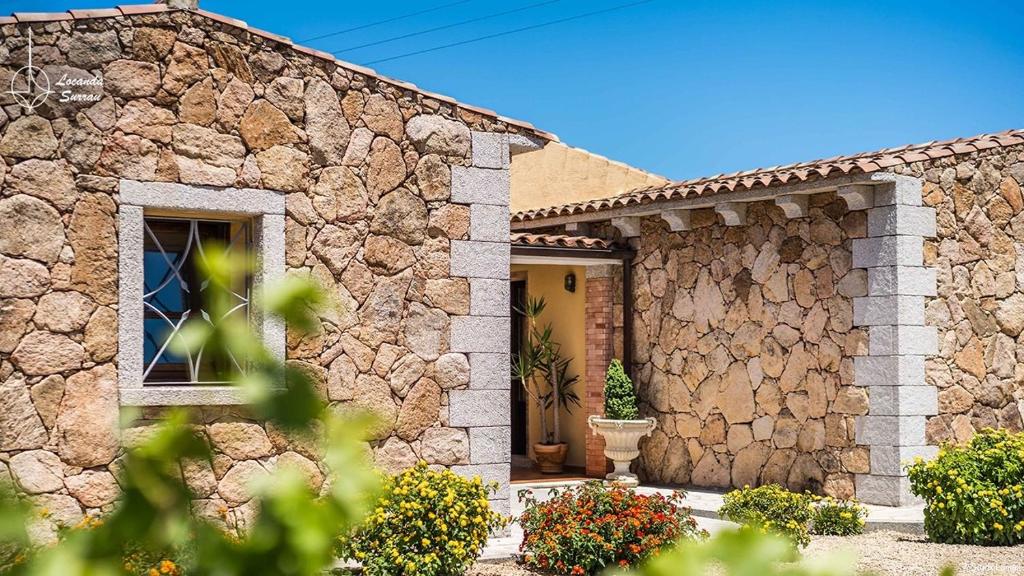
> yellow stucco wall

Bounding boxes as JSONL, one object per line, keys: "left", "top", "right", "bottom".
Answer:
{"left": 510, "top": 142, "right": 670, "bottom": 213}
{"left": 511, "top": 264, "right": 588, "bottom": 468}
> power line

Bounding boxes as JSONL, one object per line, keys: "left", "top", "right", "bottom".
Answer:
{"left": 331, "top": 0, "right": 562, "bottom": 55}
{"left": 364, "top": 0, "right": 653, "bottom": 65}
{"left": 300, "top": 0, "right": 472, "bottom": 44}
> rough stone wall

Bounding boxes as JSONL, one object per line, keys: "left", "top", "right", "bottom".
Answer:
{"left": 630, "top": 195, "right": 870, "bottom": 498}
{"left": 894, "top": 147, "right": 1024, "bottom": 444}
{"left": 0, "top": 12, "right": 523, "bottom": 537}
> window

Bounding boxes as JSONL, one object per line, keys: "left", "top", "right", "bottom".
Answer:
{"left": 118, "top": 181, "right": 286, "bottom": 406}
{"left": 142, "top": 217, "right": 252, "bottom": 384}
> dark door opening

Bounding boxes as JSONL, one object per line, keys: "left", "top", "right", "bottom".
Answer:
{"left": 510, "top": 279, "right": 528, "bottom": 456}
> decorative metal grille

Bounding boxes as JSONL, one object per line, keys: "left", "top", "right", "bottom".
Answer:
{"left": 142, "top": 217, "right": 251, "bottom": 384}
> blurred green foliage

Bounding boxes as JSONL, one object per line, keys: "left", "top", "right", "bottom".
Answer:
{"left": 0, "top": 245, "right": 379, "bottom": 576}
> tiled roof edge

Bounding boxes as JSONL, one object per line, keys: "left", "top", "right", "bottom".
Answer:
{"left": 512, "top": 129, "right": 1024, "bottom": 223}
{"left": 0, "top": 4, "right": 558, "bottom": 143}
{"left": 511, "top": 232, "right": 622, "bottom": 251}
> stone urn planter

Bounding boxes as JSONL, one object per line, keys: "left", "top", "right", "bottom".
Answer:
{"left": 587, "top": 416, "right": 657, "bottom": 485}
{"left": 533, "top": 442, "right": 569, "bottom": 474}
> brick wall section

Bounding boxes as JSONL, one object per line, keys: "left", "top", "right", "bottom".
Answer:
{"left": 584, "top": 266, "right": 616, "bottom": 477}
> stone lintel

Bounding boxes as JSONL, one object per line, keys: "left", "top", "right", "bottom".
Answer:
{"left": 867, "top": 204, "right": 937, "bottom": 238}
{"left": 611, "top": 216, "right": 641, "bottom": 237}
{"left": 774, "top": 195, "right": 809, "bottom": 219}
{"left": 715, "top": 202, "right": 747, "bottom": 226}
{"left": 852, "top": 236, "right": 924, "bottom": 268}
{"left": 837, "top": 184, "right": 875, "bottom": 211}
{"left": 853, "top": 355, "right": 926, "bottom": 387}
{"left": 119, "top": 180, "right": 285, "bottom": 215}
{"left": 661, "top": 209, "right": 691, "bottom": 231}
{"left": 853, "top": 295, "right": 926, "bottom": 326}
{"left": 868, "top": 325, "right": 938, "bottom": 356}
{"left": 867, "top": 385, "right": 938, "bottom": 416}
{"left": 855, "top": 415, "right": 927, "bottom": 446}
{"left": 867, "top": 266, "right": 937, "bottom": 296}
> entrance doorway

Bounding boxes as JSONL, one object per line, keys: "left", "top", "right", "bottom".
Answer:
{"left": 510, "top": 280, "right": 528, "bottom": 458}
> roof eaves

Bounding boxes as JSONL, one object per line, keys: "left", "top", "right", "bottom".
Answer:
{"left": 1, "top": 4, "right": 557, "bottom": 143}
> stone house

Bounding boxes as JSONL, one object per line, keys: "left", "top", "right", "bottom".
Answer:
{"left": 1, "top": 0, "right": 1023, "bottom": 537}
{"left": 0, "top": 1, "right": 554, "bottom": 538}
{"left": 512, "top": 130, "right": 1024, "bottom": 506}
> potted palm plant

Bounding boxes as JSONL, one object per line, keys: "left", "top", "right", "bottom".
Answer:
{"left": 588, "top": 359, "right": 656, "bottom": 485}
{"left": 512, "top": 297, "right": 581, "bottom": 473}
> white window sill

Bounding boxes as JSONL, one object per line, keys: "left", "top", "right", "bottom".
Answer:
{"left": 119, "top": 385, "right": 248, "bottom": 406}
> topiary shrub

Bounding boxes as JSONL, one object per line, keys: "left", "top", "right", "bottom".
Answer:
{"left": 718, "top": 484, "right": 815, "bottom": 547}
{"left": 603, "top": 359, "right": 639, "bottom": 420}
{"left": 907, "top": 428, "right": 1024, "bottom": 545}
{"left": 809, "top": 496, "right": 866, "bottom": 536}
{"left": 519, "top": 481, "right": 705, "bottom": 575}
{"left": 338, "top": 462, "right": 505, "bottom": 576}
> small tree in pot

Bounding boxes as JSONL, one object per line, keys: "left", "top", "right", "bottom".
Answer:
{"left": 512, "top": 296, "right": 581, "bottom": 473}
{"left": 588, "top": 359, "right": 656, "bottom": 485}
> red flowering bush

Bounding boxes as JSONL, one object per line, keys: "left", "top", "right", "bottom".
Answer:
{"left": 518, "top": 482, "right": 705, "bottom": 575}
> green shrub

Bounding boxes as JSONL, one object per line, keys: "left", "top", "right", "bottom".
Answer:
{"left": 718, "top": 485, "right": 814, "bottom": 547}
{"left": 604, "top": 359, "right": 639, "bottom": 420}
{"left": 338, "top": 462, "right": 505, "bottom": 576}
{"left": 907, "top": 428, "right": 1024, "bottom": 545}
{"left": 519, "top": 481, "right": 705, "bottom": 575}
{"left": 810, "top": 497, "right": 866, "bottom": 536}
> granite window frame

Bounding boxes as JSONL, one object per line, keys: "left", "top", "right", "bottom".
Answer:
{"left": 117, "top": 180, "right": 286, "bottom": 406}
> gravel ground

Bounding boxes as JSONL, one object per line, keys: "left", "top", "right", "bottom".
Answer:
{"left": 468, "top": 531, "right": 1024, "bottom": 576}
{"left": 806, "top": 531, "right": 1024, "bottom": 576}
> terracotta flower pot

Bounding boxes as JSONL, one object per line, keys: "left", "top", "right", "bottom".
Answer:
{"left": 533, "top": 442, "right": 569, "bottom": 474}
{"left": 587, "top": 416, "right": 657, "bottom": 485}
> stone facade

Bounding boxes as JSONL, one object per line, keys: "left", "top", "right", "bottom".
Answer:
{"left": 0, "top": 10, "right": 536, "bottom": 531}
{"left": 578, "top": 145, "right": 1024, "bottom": 503}
{"left": 900, "top": 148, "right": 1024, "bottom": 445}
{"left": 628, "top": 195, "right": 870, "bottom": 498}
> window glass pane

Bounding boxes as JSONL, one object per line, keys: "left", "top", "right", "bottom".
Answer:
{"left": 141, "top": 216, "right": 251, "bottom": 385}
{"left": 143, "top": 250, "right": 186, "bottom": 313}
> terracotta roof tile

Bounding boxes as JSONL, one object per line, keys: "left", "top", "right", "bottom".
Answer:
{"left": 2, "top": 4, "right": 556, "bottom": 143}
{"left": 14, "top": 11, "right": 72, "bottom": 21}
{"left": 116, "top": 4, "right": 169, "bottom": 15}
{"left": 513, "top": 129, "right": 1024, "bottom": 223}
{"left": 511, "top": 233, "right": 620, "bottom": 251}
{"left": 68, "top": 8, "right": 122, "bottom": 18}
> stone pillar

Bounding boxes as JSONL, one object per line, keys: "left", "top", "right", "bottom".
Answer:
{"left": 851, "top": 175, "right": 939, "bottom": 506}
{"left": 584, "top": 265, "right": 618, "bottom": 478}
{"left": 448, "top": 132, "right": 513, "bottom": 517}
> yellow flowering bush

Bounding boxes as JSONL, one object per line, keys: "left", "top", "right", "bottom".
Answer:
{"left": 718, "top": 485, "right": 814, "bottom": 547}
{"left": 338, "top": 462, "right": 505, "bottom": 576}
{"left": 809, "top": 497, "right": 866, "bottom": 536}
{"left": 907, "top": 428, "right": 1024, "bottom": 545}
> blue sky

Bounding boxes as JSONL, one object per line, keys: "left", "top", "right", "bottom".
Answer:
{"left": 7, "top": 0, "right": 1024, "bottom": 180}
